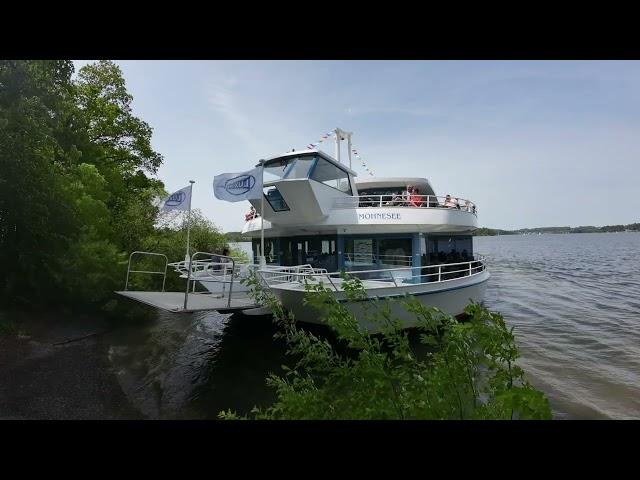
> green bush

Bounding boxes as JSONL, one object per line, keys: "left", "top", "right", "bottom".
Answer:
{"left": 220, "top": 274, "right": 552, "bottom": 420}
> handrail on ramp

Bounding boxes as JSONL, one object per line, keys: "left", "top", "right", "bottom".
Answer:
{"left": 184, "top": 252, "right": 236, "bottom": 310}
{"left": 125, "top": 251, "right": 169, "bottom": 292}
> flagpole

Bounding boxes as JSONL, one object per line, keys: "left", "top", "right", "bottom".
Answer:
{"left": 259, "top": 160, "right": 265, "bottom": 267}
{"left": 185, "top": 180, "right": 195, "bottom": 261}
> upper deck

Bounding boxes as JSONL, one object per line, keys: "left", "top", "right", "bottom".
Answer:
{"left": 242, "top": 134, "right": 478, "bottom": 236}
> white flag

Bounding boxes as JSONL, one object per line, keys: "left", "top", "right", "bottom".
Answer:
{"left": 159, "top": 185, "right": 192, "bottom": 212}
{"left": 213, "top": 167, "right": 263, "bottom": 202}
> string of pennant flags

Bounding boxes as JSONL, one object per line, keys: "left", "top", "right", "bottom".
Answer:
{"left": 306, "top": 130, "right": 375, "bottom": 176}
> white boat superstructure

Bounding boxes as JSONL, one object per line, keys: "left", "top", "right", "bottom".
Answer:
{"left": 116, "top": 127, "right": 489, "bottom": 328}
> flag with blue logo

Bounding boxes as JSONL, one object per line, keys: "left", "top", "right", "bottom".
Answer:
{"left": 159, "top": 185, "right": 192, "bottom": 212}
{"left": 213, "top": 167, "right": 263, "bottom": 202}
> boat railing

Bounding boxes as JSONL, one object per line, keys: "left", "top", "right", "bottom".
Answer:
{"left": 252, "top": 254, "right": 281, "bottom": 265}
{"left": 258, "top": 257, "right": 486, "bottom": 291}
{"left": 168, "top": 256, "right": 250, "bottom": 283}
{"left": 125, "top": 251, "right": 169, "bottom": 292}
{"left": 344, "top": 253, "right": 413, "bottom": 267}
{"left": 333, "top": 194, "right": 477, "bottom": 214}
{"left": 257, "top": 264, "right": 328, "bottom": 285}
{"left": 182, "top": 252, "right": 242, "bottom": 309}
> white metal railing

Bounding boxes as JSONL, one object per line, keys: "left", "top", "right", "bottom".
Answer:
{"left": 180, "top": 252, "right": 246, "bottom": 309}
{"left": 333, "top": 194, "right": 477, "bottom": 214}
{"left": 125, "top": 251, "right": 169, "bottom": 291}
{"left": 258, "top": 257, "right": 486, "bottom": 291}
{"left": 257, "top": 264, "right": 328, "bottom": 284}
{"left": 168, "top": 257, "right": 250, "bottom": 283}
{"left": 344, "top": 253, "right": 413, "bottom": 267}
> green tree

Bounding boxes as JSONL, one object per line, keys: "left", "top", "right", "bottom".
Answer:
{"left": 221, "top": 275, "right": 552, "bottom": 420}
{"left": 0, "top": 60, "right": 79, "bottom": 305}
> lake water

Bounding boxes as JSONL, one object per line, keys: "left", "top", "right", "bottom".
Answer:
{"left": 106, "top": 233, "right": 640, "bottom": 419}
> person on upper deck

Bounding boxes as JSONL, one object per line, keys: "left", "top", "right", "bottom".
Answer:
{"left": 386, "top": 191, "right": 404, "bottom": 206}
{"left": 409, "top": 188, "right": 424, "bottom": 207}
{"left": 402, "top": 185, "right": 413, "bottom": 205}
{"left": 245, "top": 205, "right": 258, "bottom": 221}
{"left": 444, "top": 195, "right": 460, "bottom": 209}
{"left": 444, "top": 195, "right": 454, "bottom": 208}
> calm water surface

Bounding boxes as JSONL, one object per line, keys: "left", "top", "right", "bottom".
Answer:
{"left": 107, "top": 233, "right": 640, "bottom": 419}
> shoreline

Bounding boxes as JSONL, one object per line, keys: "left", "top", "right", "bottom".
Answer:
{"left": 0, "top": 312, "right": 143, "bottom": 420}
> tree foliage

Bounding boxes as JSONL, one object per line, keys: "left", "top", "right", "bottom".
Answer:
{"left": 220, "top": 274, "right": 552, "bottom": 420}
{"left": 0, "top": 60, "right": 229, "bottom": 311}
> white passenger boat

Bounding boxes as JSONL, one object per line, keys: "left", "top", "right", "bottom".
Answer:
{"left": 240, "top": 128, "right": 489, "bottom": 329}
{"left": 117, "top": 127, "right": 488, "bottom": 329}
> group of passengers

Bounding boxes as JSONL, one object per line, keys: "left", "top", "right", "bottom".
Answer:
{"left": 358, "top": 185, "right": 476, "bottom": 212}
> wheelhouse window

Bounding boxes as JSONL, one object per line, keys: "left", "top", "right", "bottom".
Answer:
{"left": 263, "top": 155, "right": 317, "bottom": 182}
{"left": 310, "top": 158, "right": 352, "bottom": 194}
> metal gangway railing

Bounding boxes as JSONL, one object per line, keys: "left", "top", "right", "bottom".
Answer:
{"left": 125, "top": 251, "right": 169, "bottom": 291}
{"left": 333, "top": 194, "right": 477, "bottom": 214}
{"left": 176, "top": 252, "right": 248, "bottom": 310}
{"left": 124, "top": 251, "right": 254, "bottom": 310}
{"left": 258, "top": 257, "right": 487, "bottom": 292}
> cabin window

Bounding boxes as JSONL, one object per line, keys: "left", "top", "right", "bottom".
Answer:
{"left": 252, "top": 238, "right": 279, "bottom": 264}
{"left": 426, "top": 235, "right": 473, "bottom": 264}
{"left": 378, "top": 238, "right": 413, "bottom": 267}
{"left": 343, "top": 235, "right": 413, "bottom": 281}
{"left": 279, "top": 235, "right": 337, "bottom": 271}
{"left": 310, "top": 158, "right": 352, "bottom": 194}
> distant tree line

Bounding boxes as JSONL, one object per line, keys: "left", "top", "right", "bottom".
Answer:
{"left": 0, "top": 60, "right": 230, "bottom": 314}
{"left": 473, "top": 223, "right": 640, "bottom": 236}
{"left": 224, "top": 231, "right": 252, "bottom": 242}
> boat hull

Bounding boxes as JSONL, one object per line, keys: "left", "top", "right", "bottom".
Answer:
{"left": 268, "top": 270, "right": 490, "bottom": 332}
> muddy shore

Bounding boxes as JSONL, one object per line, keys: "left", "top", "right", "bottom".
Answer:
{"left": 0, "top": 312, "right": 143, "bottom": 420}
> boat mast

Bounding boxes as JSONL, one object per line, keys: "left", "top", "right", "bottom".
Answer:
{"left": 333, "top": 127, "right": 353, "bottom": 169}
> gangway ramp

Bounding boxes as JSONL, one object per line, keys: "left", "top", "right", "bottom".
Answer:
{"left": 118, "top": 251, "right": 259, "bottom": 314}
{"left": 116, "top": 291, "right": 258, "bottom": 313}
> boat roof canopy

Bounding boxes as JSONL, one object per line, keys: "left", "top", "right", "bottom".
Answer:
{"left": 257, "top": 149, "right": 357, "bottom": 176}
{"left": 355, "top": 177, "right": 436, "bottom": 196}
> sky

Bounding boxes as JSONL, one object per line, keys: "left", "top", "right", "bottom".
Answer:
{"left": 73, "top": 60, "right": 640, "bottom": 231}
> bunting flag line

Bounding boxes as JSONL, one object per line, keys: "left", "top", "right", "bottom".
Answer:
{"left": 305, "top": 130, "right": 375, "bottom": 176}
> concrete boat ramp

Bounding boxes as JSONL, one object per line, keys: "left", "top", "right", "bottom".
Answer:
{"left": 115, "top": 291, "right": 258, "bottom": 314}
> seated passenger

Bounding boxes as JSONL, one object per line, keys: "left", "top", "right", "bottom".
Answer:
{"left": 443, "top": 194, "right": 454, "bottom": 208}
{"left": 444, "top": 195, "right": 460, "bottom": 209}
{"left": 402, "top": 185, "right": 414, "bottom": 205}
{"left": 386, "top": 191, "right": 404, "bottom": 206}
{"left": 409, "top": 188, "right": 424, "bottom": 207}
{"left": 464, "top": 200, "right": 472, "bottom": 212}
